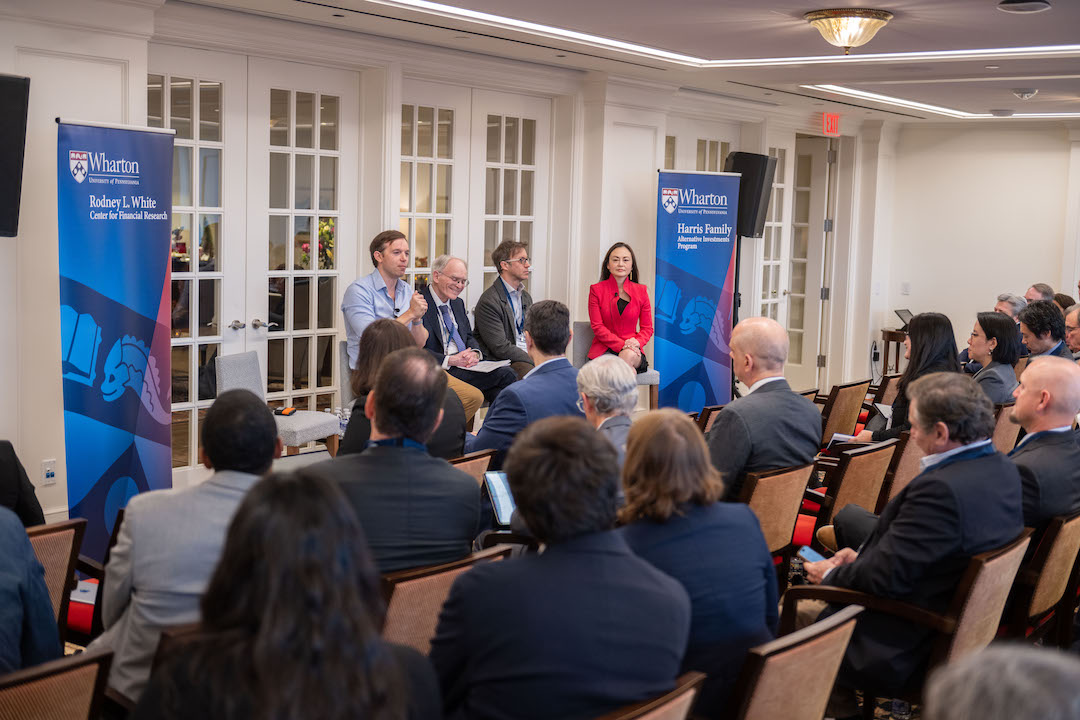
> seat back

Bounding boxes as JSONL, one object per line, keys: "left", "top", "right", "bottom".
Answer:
{"left": 797, "top": 388, "right": 819, "bottom": 401}
{"left": 697, "top": 405, "right": 725, "bottom": 434}
{"left": 214, "top": 350, "right": 265, "bottom": 400}
{"left": 1013, "top": 356, "right": 1029, "bottom": 383}
{"left": 339, "top": 339, "right": 355, "bottom": 409}
{"left": 938, "top": 531, "right": 1031, "bottom": 666}
{"left": 827, "top": 440, "right": 897, "bottom": 523}
{"left": 1025, "top": 511, "right": 1080, "bottom": 618}
{"left": 448, "top": 449, "right": 496, "bottom": 486}
{"left": 727, "top": 605, "right": 862, "bottom": 720}
{"left": 742, "top": 464, "right": 815, "bottom": 554}
{"left": 27, "top": 518, "right": 87, "bottom": 643}
{"left": 0, "top": 649, "right": 111, "bottom": 720}
{"left": 991, "top": 403, "right": 1021, "bottom": 453}
{"left": 382, "top": 546, "right": 512, "bottom": 654}
{"left": 571, "top": 321, "right": 593, "bottom": 368}
{"left": 87, "top": 509, "right": 126, "bottom": 640}
{"left": 874, "top": 374, "right": 903, "bottom": 406}
{"left": 880, "top": 432, "right": 926, "bottom": 508}
{"left": 594, "top": 672, "right": 706, "bottom": 720}
{"left": 819, "top": 379, "right": 872, "bottom": 444}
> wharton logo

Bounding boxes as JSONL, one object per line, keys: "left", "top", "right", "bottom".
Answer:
{"left": 661, "top": 188, "right": 679, "bottom": 214}
{"left": 70, "top": 151, "right": 88, "bottom": 184}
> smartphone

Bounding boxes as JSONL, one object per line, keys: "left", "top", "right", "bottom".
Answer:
{"left": 797, "top": 546, "right": 826, "bottom": 564}
{"left": 483, "top": 471, "right": 517, "bottom": 527}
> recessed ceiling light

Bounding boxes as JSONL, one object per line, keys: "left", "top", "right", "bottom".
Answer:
{"left": 1012, "top": 88, "right": 1038, "bottom": 99}
{"left": 990, "top": 109, "right": 1016, "bottom": 116}
{"left": 997, "top": 0, "right": 1052, "bottom": 13}
{"left": 985, "top": 64, "right": 1000, "bottom": 69}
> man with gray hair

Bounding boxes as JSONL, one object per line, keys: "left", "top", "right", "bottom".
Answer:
{"left": 706, "top": 316, "right": 822, "bottom": 501}
{"left": 577, "top": 354, "right": 638, "bottom": 472}
{"left": 1064, "top": 304, "right": 1080, "bottom": 359}
{"left": 1025, "top": 282, "right": 1056, "bottom": 304}
{"left": 995, "top": 292, "right": 1027, "bottom": 320}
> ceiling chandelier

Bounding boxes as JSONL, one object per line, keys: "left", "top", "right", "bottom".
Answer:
{"left": 804, "top": 9, "right": 895, "bottom": 55}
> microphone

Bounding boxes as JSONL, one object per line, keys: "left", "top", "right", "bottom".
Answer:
{"left": 394, "top": 307, "right": 399, "bottom": 314}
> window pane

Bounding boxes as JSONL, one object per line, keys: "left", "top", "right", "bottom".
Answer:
{"left": 147, "top": 74, "right": 164, "bottom": 128}
{"left": 502, "top": 220, "right": 517, "bottom": 242}
{"left": 401, "top": 104, "right": 414, "bottom": 156}
{"left": 763, "top": 228, "right": 773, "bottom": 261}
{"left": 696, "top": 139, "right": 706, "bottom": 172}
{"left": 269, "top": 152, "right": 289, "bottom": 209}
{"left": 437, "top": 108, "right": 453, "bottom": 160}
{"left": 414, "top": 219, "right": 431, "bottom": 269}
{"left": 269, "top": 215, "right": 288, "bottom": 271}
{"left": 199, "top": 148, "right": 221, "bottom": 207}
{"left": 197, "top": 344, "right": 219, "bottom": 401}
{"left": 486, "top": 115, "right": 501, "bottom": 162}
{"left": 399, "top": 162, "right": 414, "bottom": 214}
{"left": 436, "top": 164, "right": 451, "bottom": 214}
{"left": 171, "top": 280, "right": 191, "bottom": 338}
{"left": 170, "top": 78, "right": 193, "bottom": 140}
{"left": 295, "top": 154, "right": 313, "bottom": 210}
{"left": 318, "top": 217, "right": 335, "bottom": 271}
{"left": 197, "top": 278, "right": 220, "bottom": 337}
{"left": 295, "top": 92, "right": 314, "bottom": 148}
{"left": 520, "top": 170, "right": 533, "bottom": 216}
{"left": 171, "top": 213, "right": 192, "bottom": 273}
{"left": 770, "top": 265, "right": 780, "bottom": 296}
{"left": 789, "top": 331, "right": 803, "bottom": 363}
{"left": 316, "top": 336, "right": 333, "bottom": 388}
{"left": 398, "top": 217, "right": 411, "bottom": 244}
{"left": 293, "top": 277, "right": 311, "bottom": 331}
{"left": 320, "top": 95, "right": 339, "bottom": 151}
{"left": 789, "top": 297, "right": 805, "bottom": 330}
{"left": 171, "top": 345, "right": 190, "bottom": 403}
{"left": 270, "top": 89, "right": 290, "bottom": 146}
{"left": 268, "top": 278, "right": 286, "bottom": 332}
{"left": 760, "top": 265, "right": 769, "bottom": 299}
{"left": 791, "top": 261, "right": 807, "bottom": 294}
{"left": 434, "top": 219, "right": 449, "bottom": 260}
{"left": 795, "top": 190, "right": 809, "bottom": 224}
{"left": 708, "top": 140, "right": 719, "bottom": 172}
{"left": 522, "top": 118, "right": 536, "bottom": 165}
{"left": 173, "top": 146, "right": 192, "bottom": 207}
{"left": 503, "top": 169, "right": 517, "bottom": 216}
{"left": 293, "top": 336, "right": 310, "bottom": 391}
{"left": 483, "top": 271, "right": 497, "bottom": 292}
{"left": 267, "top": 338, "right": 286, "bottom": 393}
{"left": 485, "top": 168, "right": 500, "bottom": 215}
{"left": 484, "top": 220, "right": 498, "bottom": 266}
{"left": 294, "top": 216, "right": 312, "bottom": 270}
{"left": 199, "top": 214, "right": 220, "bottom": 271}
{"left": 316, "top": 392, "right": 334, "bottom": 413}
{"left": 794, "top": 226, "right": 809, "bottom": 258}
{"left": 796, "top": 154, "right": 812, "bottom": 187}
{"left": 417, "top": 106, "right": 434, "bottom": 158}
{"left": 199, "top": 81, "right": 221, "bottom": 142}
{"left": 664, "top": 135, "right": 675, "bottom": 170}
{"left": 317, "top": 276, "right": 336, "bottom": 329}
{"left": 769, "top": 304, "right": 778, "bottom": 320}
{"left": 196, "top": 407, "right": 208, "bottom": 462}
{"left": 775, "top": 148, "right": 787, "bottom": 179}
{"left": 171, "top": 410, "right": 191, "bottom": 468}
{"left": 319, "top": 156, "right": 337, "bottom": 211}
{"left": 519, "top": 221, "right": 532, "bottom": 244}
{"left": 416, "top": 162, "right": 432, "bottom": 214}
{"left": 504, "top": 117, "right": 519, "bottom": 164}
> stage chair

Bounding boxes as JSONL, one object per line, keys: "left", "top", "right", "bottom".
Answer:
{"left": 571, "top": 322, "right": 660, "bottom": 410}
{"left": 1003, "top": 510, "right": 1080, "bottom": 646}
{"left": 448, "top": 449, "right": 497, "bottom": 486}
{"left": 26, "top": 518, "right": 86, "bottom": 646}
{"left": 991, "top": 402, "right": 1022, "bottom": 454}
{"left": 740, "top": 463, "right": 815, "bottom": 592}
{"left": 594, "top": 672, "right": 706, "bottom": 720}
{"left": 0, "top": 649, "right": 112, "bottom": 720}
{"left": 815, "top": 379, "right": 873, "bottom": 445}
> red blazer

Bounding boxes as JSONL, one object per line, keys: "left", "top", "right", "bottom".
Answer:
{"left": 587, "top": 276, "right": 654, "bottom": 360}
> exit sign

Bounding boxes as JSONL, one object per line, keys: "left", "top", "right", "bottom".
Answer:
{"left": 822, "top": 112, "right": 840, "bottom": 137}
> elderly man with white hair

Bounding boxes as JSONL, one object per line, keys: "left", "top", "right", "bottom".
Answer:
{"left": 706, "top": 316, "right": 822, "bottom": 501}
{"left": 576, "top": 354, "right": 638, "bottom": 472}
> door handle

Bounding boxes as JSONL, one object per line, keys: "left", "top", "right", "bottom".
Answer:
{"left": 228, "top": 320, "right": 246, "bottom": 330}
{"left": 251, "top": 318, "right": 279, "bottom": 330}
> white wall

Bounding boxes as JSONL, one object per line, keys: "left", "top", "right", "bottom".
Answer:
{"left": 887, "top": 124, "right": 1071, "bottom": 349}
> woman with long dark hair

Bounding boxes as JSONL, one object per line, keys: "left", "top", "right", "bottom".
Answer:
{"left": 587, "top": 242, "right": 654, "bottom": 373}
{"left": 968, "top": 311, "right": 1022, "bottom": 404}
{"left": 133, "top": 470, "right": 440, "bottom": 720}
{"left": 857, "top": 312, "right": 961, "bottom": 441}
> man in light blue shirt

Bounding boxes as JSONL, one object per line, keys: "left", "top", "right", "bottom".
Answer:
{"left": 342, "top": 230, "right": 428, "bottom": 369}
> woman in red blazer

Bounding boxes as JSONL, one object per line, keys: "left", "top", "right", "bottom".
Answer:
{"left": 588, "top": 242, "right": 653, "bottom": 373}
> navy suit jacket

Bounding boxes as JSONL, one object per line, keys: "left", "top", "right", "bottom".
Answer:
{"left": 429, "top": 531, "right": 691, "bottom": 720}
{"left": 420, "top": 285, "right": 482, "bottom": 365}
{"left": 620, "top": 503, "right": 777, "bottom": 716}
{"left": 1010, "top": 429, "right": 1080, "bottom": 536}
{"left": 468, "top": 357, "right": 583, "bottom": 468}
{"left": 824, "top": 443, "right": 1023, "bottom": 694}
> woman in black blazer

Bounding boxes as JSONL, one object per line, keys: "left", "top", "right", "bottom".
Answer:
{"left": 619, "top": 410, "right": 777, "bottom": 717}
{"left": 339, "top": 318, "right": 466, "bottom": 459}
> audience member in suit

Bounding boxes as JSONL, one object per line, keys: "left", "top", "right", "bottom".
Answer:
{"left": 803, "top": 373, "right": 1023, "bottom": 712}
{"left": 706, "top": 317, "right": 822, "bottom": 501}
{"left": 1064, "top": 304, "right": 1080, "bottom": 360}
{"left": 968, "top": 311, "right": 1022, "bottom": 404}
{"left": 587, "top": 242, "right": 654, "bottom": 373}
{"left": 1054, "top": 293, "right": 1075, "bottom": 317}
{"left": 0, "top": 506, "right": 60, "bottom": 674}
{"left": 134, "top": 470, "right": 440, "bottom": 720}
{"left": 620, "top": 410, "right": 777, "bottom": 717}
{"left": 1019, "top": 300, "right": 1073, "bottom": 360}
{"left": 420, "top": 255, "right": 517, "bottom": 404}
{"left": 430, "top": 416, "right": 691, "bottom": 720}
{"left": 467, "top": 300, "right": 584, "bottom": 468}
{"left": 1008, "top": 357, "right": 1080, "bottom": 539}
{"left": 857, "top": 312, "right": 962, "bottom": 442}
{"left": 339, "top": 319, "right": 465, "bottom": 460}
{"left": 577, "top": 354, "right": 638, "bottom": 474}
{"left": 309, "top": 348, "right": 481, "bottom": 573}
{"left": 959, "top": 293, "right": 1028, "bottom": 374}
{"left": 1025, "top": 282, "right": 1056, "bottom": 304}
{"left": 0, "top": 440, "right": 44, "bottom": 527}
{"left": 88, "top": 390, "right": 281, "bottom": 703}
{"left": 473, "top": 240, "right": 534, "bottom": 380}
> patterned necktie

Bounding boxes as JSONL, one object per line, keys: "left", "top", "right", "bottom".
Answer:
{"left": 438, "top": 303, "right": 467, "bottom": 353}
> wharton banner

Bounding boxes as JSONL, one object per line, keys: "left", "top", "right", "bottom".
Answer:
{"left": 57, "top": 121, "right": 174, "bottom": 559}
{"left": 654, "top": 171, "right": 740, "bottom": 412}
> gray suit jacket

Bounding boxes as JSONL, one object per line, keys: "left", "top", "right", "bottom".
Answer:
{"left": 598, "top": 415, "right": 631, "bottom": 473}
{"left": 972, "top": 360, "right": 1018, "bottom": 405}
{"left": 473, "top": 278, "right": 533, "bottom": 366}
{"left": 706, "top": 378, "right": 822, "bottom": 501}
{"left": 88, "top": 470, "right": 261, "bottom": 702}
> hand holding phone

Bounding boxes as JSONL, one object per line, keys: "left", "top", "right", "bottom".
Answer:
{"left": 797, "top": 545, "right": 826, "bottom": 564}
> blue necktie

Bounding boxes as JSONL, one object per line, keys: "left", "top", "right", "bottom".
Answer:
{"left": 438, "top": 304, "right": 467, "bottom": 354}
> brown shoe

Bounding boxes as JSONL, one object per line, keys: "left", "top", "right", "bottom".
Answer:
{"left": 816, "top": 525, "right": 838, "bottom": 553}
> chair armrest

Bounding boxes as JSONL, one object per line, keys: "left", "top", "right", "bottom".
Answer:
{"left": 76, "top": 555, "right": 104, "bottom": 580}
{"left": 813, "top": 395, "right": 827, "bottom": 406}
{"left": 476, "top": 530, "right": 540, "bottom": 553}
{"left": 780, "top": 584, "right": 955, "bottom": 636}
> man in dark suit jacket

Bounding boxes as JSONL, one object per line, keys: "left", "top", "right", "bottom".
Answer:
{"left": 473, "top": 240, "right": 534, "bottom": 379}
{"left": 308, "top": 348, "right": 482, "bottom": 573}
{"left": 803, "top": 373, "right": 1023, "bottom": 702}
{"left": 706, "top": 317, "right": 822, "bottom": 500}
{"left": 467, "top": 300, "right": 585, "bottom": 469}
{"left": 420, "top": 255, "right": 516, "bottom": 404}
{"left": 430, "top": 416, "right": 691, "bottom": 720}
{"left": 1019, "top": 300, "right": 1073, "bottom": 360}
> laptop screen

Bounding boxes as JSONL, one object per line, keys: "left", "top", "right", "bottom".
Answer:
{"left": 895, "top": 309, "right": 913, "bottom": 326}
{"left": 484, "top": 471, "right": 517, "bottom": 526}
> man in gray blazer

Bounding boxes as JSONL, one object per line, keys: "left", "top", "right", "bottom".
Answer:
{"left": 88, "top": 390, "right": 280, "bottom": 703}
{"left": 474, "top": 240, "right": 534, "bottom": 379}
{"left": 577, "top": 354, "right": 638, "bottom": 474}
{"left": 707, "top": 317, "right": 822, "bottom": 501}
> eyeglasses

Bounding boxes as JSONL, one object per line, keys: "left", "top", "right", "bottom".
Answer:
{"left": 504, "top": 256, "right": 531, "bottom": 266}
{"left": 1067, "top": 325, "right": 1080, "bottom": 333}
{"left": 576, "top": 397, "right": 586, "bottom": 413}
{"left": 436, "top": 271, "right": 469, "bottom": 287}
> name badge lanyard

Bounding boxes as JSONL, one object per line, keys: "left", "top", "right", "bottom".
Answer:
{"left": 502, "top": 282, "right": 525, "bottom": 337}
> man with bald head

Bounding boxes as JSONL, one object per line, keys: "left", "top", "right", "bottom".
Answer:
{"left": 707, "top": 317, "right": 822, "bottom": 501}
{"left": 1008, "top": 356, "right": 1080, "bottom": 538}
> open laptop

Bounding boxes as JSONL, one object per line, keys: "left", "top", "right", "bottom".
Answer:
{"left": 484, "top": 471, "right": 517, "bottom": 527}
{"left": 894, "top": 308, "right": 913, "bottom": 332}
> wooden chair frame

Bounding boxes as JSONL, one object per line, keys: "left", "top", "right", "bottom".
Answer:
{"left": 696, "top": 404, "right": 725, "bottom": 434}
{"left": 815, "top": 379, "right": 873, "bottom": 445}
{"left": 1004, "top": 510, "right": 1080, "bottom": 646}
{"left": 594, "top": 671, "right": 706, "bottom": 720}
{"left": 797, "top": 388, "right": 820, "bottom": 401}
{"left": 69, "top": 509, "right": 125, "bottom": 646}
{"left": 448, "top": 449, "right": 497, "bottom": 486}
{"left": 0, "top": 648, "right": 112, "bottom": 720}
{"left": 381, "top": 545, "right": 513, "bottom": 603}
{"left": 805, "top": 440, "right": 898, "bottom": 552}
{"left": 991, "top": 402, "right": 1022, "bottom": 454}
{"left": 477, "top": 530, "right": 542, "bottom": 554}
{"left": 740, "top": 463, "right": 815, "bottom": 592}
{"left": 26, "top": 518, "right": 87, "bottom": 646}
{"left": 874, "top": 432, "right": 925, "bottom": 514}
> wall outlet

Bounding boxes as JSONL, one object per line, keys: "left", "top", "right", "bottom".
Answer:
{"left": 900, "top": 281, "right": 911, "bottom": 296}
{"left": 41, "top": 459, "right": 57, "bottom": 486}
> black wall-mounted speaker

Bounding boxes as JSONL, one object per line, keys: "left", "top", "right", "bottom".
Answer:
{"left": 0, "top": 75, "right": 30, "bottom": 238}
{"left": 723, "top": 151, "right": 776, "bottom": 238}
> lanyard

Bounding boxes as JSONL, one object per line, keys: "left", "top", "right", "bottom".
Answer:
{"left": 366, "top": 437, "right": 427, "bottom": 451}
{"left": 502, "top": 281, "right": 525, "bottom": 335}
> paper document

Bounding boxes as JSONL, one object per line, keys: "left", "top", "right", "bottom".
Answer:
{"left": 467, "top": 359, "right": 512, "bottom": 373}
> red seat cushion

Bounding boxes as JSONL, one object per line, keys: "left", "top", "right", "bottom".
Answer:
{"left": 66, "top": 578, "right": 98, "bottom": 635}
{"left": 793, "top": 513, "right": 817, "bottom": 548}
{"left": 858, "top": 410, "right": 869, "bottom": 423}
{"left": 801, "top": 487, "right": 825, "bottom": 513}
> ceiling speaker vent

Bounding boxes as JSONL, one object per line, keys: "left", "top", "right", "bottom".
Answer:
{"left": 997, "top": 0, "right": 1052, "bottom": 13}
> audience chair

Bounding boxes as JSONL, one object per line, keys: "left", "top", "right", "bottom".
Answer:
{"left": 215, "top": 350, "right": 340, "bottom": 456}
{"left": 814, "top": 379, "right": 873, "bottom": 445}
{"left": 874, "top": 432, "right": 926, "bottom": 513}
{"left": 571, "top": 321, "right": 660, "bottom": 410}
{"left": 26, "top": 518, "right": 87, "bottom": 646}
{"left": 780, "top": 530, "right": 1032, "bottom": 718}
{"left": 796, "top": 440, "right": 898, "bottom": 552}
{"left": 1003, "top": 509, "right": 1080, "bottom": 646}
{"left": 594, "top": 671, "right": 706, "bottom": 720}
{"left": 867, "top": 373, "right": 902, "bottom": 407}
{"left": 991, "top": 402, "right": 1021, "bottom": 454}
{"left": 740, "top": 464, "right": 815, "bottom": 592}
{"left": 67, "top": 509, "right": 125, "bottom": 647}
{"left": 1013, "top": 356, "right": 1029, "bottom": 383}
{"left": 725, "top": 605, "right": 863, "bottom": 720}
{"left": 476, "top": 530, "right": 542, "bottom": 555}
{"left": 448, "top": 449, "right": 497, "bottom": 486}
{"left": 150, "top": 622, "right": 203, "bottom": 676}
{"left": 0, "top": 648, "right": 112, "bottom": 720}
{"left": 797, "top": 388, "right": 819, "bottom": 402}
{"left": 381, "top": 546, "right": 512, "bottom": 654}
{"left": 338, "top": 339, "right": 355, "bottom": 409}
{"left": 686, "top": 411, "right": 699, "bottom": 423}
{"left": 696, "top": 404, "right": 725, "bottom": 434}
